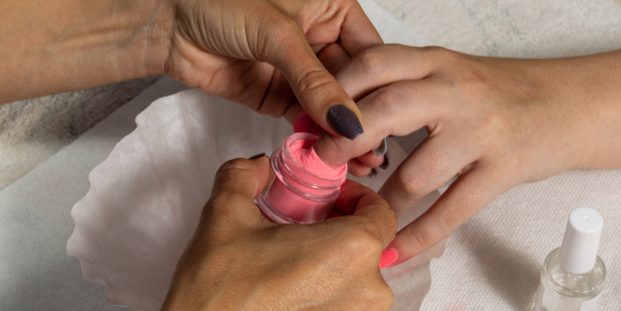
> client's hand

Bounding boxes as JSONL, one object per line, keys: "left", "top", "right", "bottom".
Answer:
{"left": 162, "top": 156, "right": 397, "bottom": 310}
{"left": 313, "top": 44, "right": 621, "bottom": 267}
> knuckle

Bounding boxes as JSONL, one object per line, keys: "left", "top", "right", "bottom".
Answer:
{"left": 402, "top": 225, "right": 432, "bottom": 253}
{"left": 207, "top": 192, "right": 244, "bottom": 219}
{"left": 470, "top": 109, "right": 507, "bottom": 147}
{"left": 260, "top": 16, "right": 300, "bottom": 60}
{"left": 338, "top": 222, "right": 384, "bottom": 257}
{"left": 266, "top": 16, "right": 298, "bottom": 38}
{"left": 441, "top": 200, "right": 477, "bottom": 229}
{"left": 354, "top": 47, "right": 386, "bottom": 74}
{"left": 423, "top": 45, "right": 459, "bottom": 64}
{"left": 440, "top": 207, "right": 468, "bottom": 229}
{"left": 371, "top": 87, "right": 402, "bottom": 113}
{"left": 295, "top": 68, "right": 335, "bottom": 97}
{"left": 455, "top": 70, "right": 491, "bottom": 102}
{"left": 420, "top": 151, "right": 451, "bottom": 181}
{"left": 396, "top": 168, "right": 431, "bottom": 199}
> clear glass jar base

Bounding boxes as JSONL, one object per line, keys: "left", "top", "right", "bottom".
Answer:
{"left": 256, "top": 197, "right": 322, "bottom": 224}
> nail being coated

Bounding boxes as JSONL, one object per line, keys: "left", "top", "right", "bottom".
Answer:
{"left": 256, "top": 133, "right": 347, "bottom": 224}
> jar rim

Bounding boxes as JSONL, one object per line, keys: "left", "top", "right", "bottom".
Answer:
{"left": 279, "top": 132, "right": 347, "bottom": 184}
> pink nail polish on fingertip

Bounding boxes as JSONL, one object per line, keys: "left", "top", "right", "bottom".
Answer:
{"left": 379, "top": 247, "right": 399, "bottom": 269}
{"left": 293, "top": 113, "right": 321, "bottom": 134}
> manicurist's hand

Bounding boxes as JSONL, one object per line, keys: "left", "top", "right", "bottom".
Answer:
{"left": 165, "top": 0, "right": 383, "bottom": 139}
{"left": 2, "top": 0, "right": 382, "bottom": 140}
{"left": 162, "top": 156, "right": 397, "bottom": 310}
{"left": 313, "top": 44, "right": 621, "bottom": 267}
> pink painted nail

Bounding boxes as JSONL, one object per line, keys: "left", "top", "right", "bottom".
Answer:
{"left": 379, "top": 247, "right": 399, "bottom": 269}
{"left": 293, "top": 113, "right": 321, "bottom": 134}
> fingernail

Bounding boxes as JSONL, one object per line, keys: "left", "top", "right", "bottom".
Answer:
{"left": 248, "top": 153, "right": 266, "bottom": 160}
{"left": 372, "top": 137, "right": 389, "bottom": 156}
{"left": 379, "top": 247, "right": 399, "bottom": 269}
{"left": 326, "top": 105, "right": 363, "bottom": 140}
{"left": 367, "top": 168, "right": 378, "bottom": 178}
{"left": 293, "top": 113, "right": 322, "bottom": 134}
{"left": 380, "top": 153, "right": 390, "bottom": 170}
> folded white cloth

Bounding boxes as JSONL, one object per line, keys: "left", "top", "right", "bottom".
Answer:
{"left": 64, "top": 84, "right": 441, "bottom": 310}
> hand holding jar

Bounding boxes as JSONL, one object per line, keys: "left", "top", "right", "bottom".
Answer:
{"left": 162, "top": 156, "right": 397, "bottom": 310}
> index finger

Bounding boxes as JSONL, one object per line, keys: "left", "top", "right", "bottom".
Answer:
{"left": 385, "top": 164, "right": 514, "bottom": 266}
{"left": 335, "top": 180, "right": 397, "bottom": 247}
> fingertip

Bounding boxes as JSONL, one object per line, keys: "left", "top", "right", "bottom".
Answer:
{"left": 379, "top": 247, "right": 399, "bottom": 269}
{"left": 292, "top": 113, "right": 322, "bottom": 134}
{"left": 313, "top": 133, "right": 351, "bottom": 167}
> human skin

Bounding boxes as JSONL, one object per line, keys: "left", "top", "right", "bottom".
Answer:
{"left": 162, "top": 156, "right": 397, "bottom": 310}
{"left": 0, "top": 0, "right": 383, "bottom": 140}
{"left": 314, "top": 44, "right": 621, "bottom": 267}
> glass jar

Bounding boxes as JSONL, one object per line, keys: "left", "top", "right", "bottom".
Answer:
{"left": 256, "top": 133, "right": 347, "bottom": 224}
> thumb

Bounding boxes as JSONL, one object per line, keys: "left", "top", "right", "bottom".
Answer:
{"left": 206, "top": 155, "right": 273, "bottom": 230}
{"left": 266, "top": 23, "right": 364, "bottom": 140}
{"left": 211, "top": 155, "right": 271, "bottom": 199}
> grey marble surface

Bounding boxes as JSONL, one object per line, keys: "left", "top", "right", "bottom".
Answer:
{"left": 1, "top": 78, "right": 157, "bottom": 189}
{"left": 2, "top": 0, "right": 621, "bottom": 190}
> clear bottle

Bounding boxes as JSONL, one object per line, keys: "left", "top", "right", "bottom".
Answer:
{"left": 533, "top": 208, "right": 607, "bottom": 311}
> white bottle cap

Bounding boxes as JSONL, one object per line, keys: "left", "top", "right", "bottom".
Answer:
{"left": 559, "top": 207, "right": 603, "bottom": 274}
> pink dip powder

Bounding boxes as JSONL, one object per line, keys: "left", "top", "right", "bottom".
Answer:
{"left": 257, "top": 133, "right": 347, "bottom": 224}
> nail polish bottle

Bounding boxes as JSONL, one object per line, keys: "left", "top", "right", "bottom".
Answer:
{"left": 256, "top": 133, "right": 347, "bottom": 224}
{"left": 532, "top": 208, "right": 606, "bottom": 311}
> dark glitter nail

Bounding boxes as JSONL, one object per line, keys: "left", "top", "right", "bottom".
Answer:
{"left": 248, "top": 153, "right": 266, "bottom": 160}
{"left": 380, "top": 153, "right": 390, "bottom": 170}
{"left": 367, "top": 168, "right": 378, "bottom": 178}
{"left": 326, "top": 104, "right": 364, "bottom": 140}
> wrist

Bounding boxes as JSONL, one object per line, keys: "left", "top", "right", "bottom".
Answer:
{"left": 94, "top": 0, "right": 174, "bottom": 78}
{"left": 0, "top": 0, "right": 174, "bottom": 103}
{"left": 142, "top": 0, "right": 175, "bottom": 76}
{"left": 542, "top": 52, "right": 621, "bottom": 170}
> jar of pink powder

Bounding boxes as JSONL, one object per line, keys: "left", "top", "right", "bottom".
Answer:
{"left": 257, "top": 133, "right": 347, "bottom": 224}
